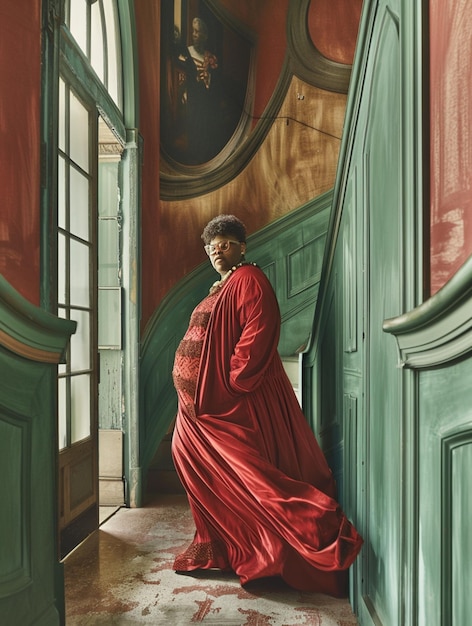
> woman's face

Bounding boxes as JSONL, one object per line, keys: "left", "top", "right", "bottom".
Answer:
{"left": 192, "top": 20, "right": 207, "bottom": 49}
{"left": 207, "top": 235, "right": 246, "bottom": 277}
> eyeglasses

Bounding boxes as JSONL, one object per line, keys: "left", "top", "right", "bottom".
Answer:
{"left": 204, "top": 240, "right": 241, "bottom": 255}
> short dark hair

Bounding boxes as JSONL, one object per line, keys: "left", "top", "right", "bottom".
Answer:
{"left": 201, "top": 215, "right": 247, "bottom": 244}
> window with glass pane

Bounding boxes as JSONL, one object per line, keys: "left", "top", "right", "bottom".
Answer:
{"left": 98, "top": 116, "right": 123, "bottom": 350}
{"left": 58, "top": 80, "right": 94, "bottom": 450}
{"left": 65, "top": 0, "right": 123, "bottom": 110}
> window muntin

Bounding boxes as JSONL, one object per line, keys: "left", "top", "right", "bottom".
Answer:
{"left": 57, "top": 81, "right": 94, "bottom": 450}
{"left": 65, "top": 0, "right": 123, "bottom": 110}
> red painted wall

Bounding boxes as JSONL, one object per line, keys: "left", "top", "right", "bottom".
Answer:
{"left": 308, "top": 0, "right": 363, "bottom": 65}
{"left": 135, "top": 2, "right": 161, "bottom": 330}
{"left": 0, "top": 3, "right": 41, "bottom": 305}
{"left": 430, "top": 0, "right": 472, "bottom": 294}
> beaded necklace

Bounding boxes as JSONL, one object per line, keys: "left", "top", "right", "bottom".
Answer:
{"left": 208, "top": 261, "right": 257, "bottom": 295}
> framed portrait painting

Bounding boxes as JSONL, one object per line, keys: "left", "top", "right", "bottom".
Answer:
{"left": 160, "top": 0, "right": 255, "bottom": 170}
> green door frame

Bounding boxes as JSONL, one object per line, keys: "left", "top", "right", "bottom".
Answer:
{"left": 40, "top": 1, "right": 142, "bottom": 510}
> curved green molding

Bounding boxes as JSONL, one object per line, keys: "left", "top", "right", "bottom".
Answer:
{"left": 286, "top": 0, "right": 352, "bottom": 93}
{"left": 0, "top": 276, "right": 76, "bottom": 363}
{"left": 118, "top": 0, "right": 139, "bottom": 129}
{"left": 383, "top": 256, "right": 472, "bottom": 368}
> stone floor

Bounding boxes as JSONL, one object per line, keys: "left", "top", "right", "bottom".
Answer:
{"left": 64, "top": 494, "right": 359, "bottom": 625}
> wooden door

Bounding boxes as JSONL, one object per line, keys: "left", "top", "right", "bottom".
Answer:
{"left": 57, "top": 77, "right": 99, "bottom": 557}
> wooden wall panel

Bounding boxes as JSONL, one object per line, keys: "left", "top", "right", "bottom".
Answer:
{"left": 0, "top": 413, "right": 30, "bottom": 594}
{"left": 306, "top": 0, "right": 428, "bottom": 623}
{"left": 410, "top": 356, "right": 472, "bottom": 626}
{"left": 384, "top": 259, "right": 472, "bottom": 625}
{"left": 311, "top": 0, "right": 472, "bottom": 622}
{"left": 0, "top": 279, "right": 76, "bottom": 624}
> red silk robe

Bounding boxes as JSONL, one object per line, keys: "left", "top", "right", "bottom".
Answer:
{"left": 172, "top": 264, "right": 362, "bottom": 596}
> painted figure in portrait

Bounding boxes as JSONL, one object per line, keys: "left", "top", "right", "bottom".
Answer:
{"left": 161, "top": 2, "right": 253, "bottom": 167}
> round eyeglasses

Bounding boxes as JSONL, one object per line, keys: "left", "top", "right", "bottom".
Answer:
{"left": 204, "top": 240, "right": 240, "bottom": 255}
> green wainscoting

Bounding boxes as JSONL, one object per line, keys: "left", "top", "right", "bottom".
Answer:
{"left": 139, "top": 192, "right": 331, "bottom": 482}
{"left": 302, "top": 0, "right": 425, "bottom": 623}
{"left": 384, "top": 256, "right": 472, "bottom": 626}
{"left": 0, "top": 276, "right": 76, "bottom": 625}
{"left": 303, "top": 1, "right": 471, "bottom": 625}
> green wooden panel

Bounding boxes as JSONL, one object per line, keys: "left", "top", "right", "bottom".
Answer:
{"left": 417, "top": 360, "right": 472, "bottom": 626}
{"left": 0, "top": 414, "right": 28, "bottom": 593}
{"left": 451, "top": 441, "right": 472, "bottom": 626}
{"left": 304, "top": 0, "right": 427, "bottom": 622}
{"left": 362, "top": 9, "right": 403, "bottom": 624}
{"left": 0, "top": 277, "right": 75, "bottom": 624}
{"left": 312, "top": 8, "right": 404, "bottom": 621}
{"left": 384, "top": 258, "right": 472, "bottom": 626}
{"left": 310, "top": 1, "right": 472, "bottom": 622}
{"left": 0, "top": 361, "right": 62, "bottom": 626}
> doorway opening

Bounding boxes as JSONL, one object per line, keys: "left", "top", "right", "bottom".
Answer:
{"left": 97, "top": 116, "right": 125, "bottom": 525}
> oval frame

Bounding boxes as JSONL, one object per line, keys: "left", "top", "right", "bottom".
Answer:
{"left": 160, "top": 0, "right": 352, "bottom": 200}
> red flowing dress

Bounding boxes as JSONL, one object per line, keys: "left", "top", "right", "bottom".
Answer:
{"left": 171, "top": 264, "right": 362, "bottom": 596}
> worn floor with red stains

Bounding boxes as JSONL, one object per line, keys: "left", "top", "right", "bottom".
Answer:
{"left": 64, "top": 494, "right": 359, "bottom": 625}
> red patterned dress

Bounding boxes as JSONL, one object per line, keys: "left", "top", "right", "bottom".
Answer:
{"left": 173, "top": 291, "right": 219, "bottom": 423}
{"left": 171, "top": 264, "right": 362, "bottom": 595}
